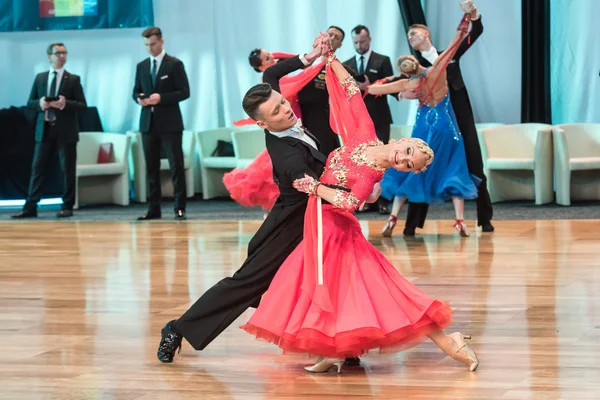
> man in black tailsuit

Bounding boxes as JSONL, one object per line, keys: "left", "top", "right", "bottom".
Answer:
{"left": 399, "top": 2, "right": 494, "bottom": 234}
{"left": 156, "top": 37, "right": 363, "bottom": 367}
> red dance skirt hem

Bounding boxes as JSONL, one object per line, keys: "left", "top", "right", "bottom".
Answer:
{"left": 241, "top": 301, "right": 453, "bottom": 358}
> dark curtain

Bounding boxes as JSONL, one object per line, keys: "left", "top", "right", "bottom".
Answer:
{"left": 396, "top": 0, "right": 427, "bottom": 56}
{"left": 521, "top": 0, "right": 551, "bottom": 123}
{"left": 0, "top": 107, "right": 103, "bottom": 200}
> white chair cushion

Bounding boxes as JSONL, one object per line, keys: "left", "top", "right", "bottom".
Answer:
{"left": 77, "top": 163, "right": 126, "bottom": 177}
{"left": 486, "top": 158, "right": 535, "bottom": 170}
{"left": 569, "top": 157, "right": 600, "bottom": 171}
{"left": 236, "top": 158, "right": 254, "bottom": 168}
{"left": 203, "top": 157, "right": 238, "bottom": 168}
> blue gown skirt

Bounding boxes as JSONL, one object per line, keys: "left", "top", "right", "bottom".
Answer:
{"left": 380, "top": 95, "right": 480, "bottom": 204}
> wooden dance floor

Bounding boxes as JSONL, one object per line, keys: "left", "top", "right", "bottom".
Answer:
{"left": 1, "top": 219, "right": 599, "bottom": 399}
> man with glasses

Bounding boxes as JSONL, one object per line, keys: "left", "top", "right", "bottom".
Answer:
{"left": 12, "top": 42, "right": 87, "bottom": 219}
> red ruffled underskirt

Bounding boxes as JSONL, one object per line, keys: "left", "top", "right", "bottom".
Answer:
{"left": 242, "top": 302, "right": 452, "bottom": 358}
{"left": 240, "top": 205, "right": 453, "bottom": 358}
{"left": 222, "top": 150, "right": 279, "bottom": 210}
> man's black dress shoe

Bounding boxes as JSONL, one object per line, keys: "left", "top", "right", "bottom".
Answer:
{"left": 57, "top": 209, "right": 73, "bottom": 218}
{"left": 157, "top": 320, "right": 183, "bottom": 363}
{"left": 480, "top": 222, "right": 495, "bottom": 232}
{"left": 403, "top": 226, "right": 416, "bottom": 237}
{"left": 377, "top": 199, "right": 389, "bottom": 214}
{"left": 344, "top": 357, "right": 361, "bottom": 366}
{"left": 11, "top": 210, "right": 37, "bottom": 219}
{"left": 175, "top": 210, "right": 186, "bottom": 220}
{"left": 138, "top": 212, "right": 161, "bottom": 221}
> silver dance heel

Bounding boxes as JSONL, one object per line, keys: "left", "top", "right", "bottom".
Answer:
{"left": 304, "top": 357, "right": 345, "bottom": 374}
{"left": 448, "top": 332, "right": 479, "bottom": 371}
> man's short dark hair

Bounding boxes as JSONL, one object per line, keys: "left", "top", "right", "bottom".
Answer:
{"left": 352, "top": 25, "right": 370, "bottom": 36}
{"left": 242, "top": 83, "right": 273, "bottom": 120}
{"left": 47, "top": 42, "right": 66, "bottom": 55}
{"left": 142, "top": 27, "right": 162, "bottom": 39}
{"left": 328, "top": 25, "right": 346, "bottom": 42}
{"left": 248, "top": 48, "right": 263, "bottom": 73}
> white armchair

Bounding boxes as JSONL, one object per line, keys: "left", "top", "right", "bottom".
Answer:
{"left": 475, "top": 123, "right": 505, "bottom": 134}
{"left": 476, "top": 123, "right": 504, "bottom": 169}
{"left": 553, "top": 124, "right": 600, "bottom": 206}
{"left": 126, "top": 130, "right": 196, "bottom": 202}
{"left": 75, "top": 132, "right": 131, "bottom": 209}
{"left": 390, "top": 125, "right": 414, "bottom": 141}
{"left": 231, "top": 129, "right": 266, "bottom": 168}
{"left": 195, "top": 128, "right": 237, "bottom": 199}
{"left": 478, "top": 123, "right": 553, "bottom": 205}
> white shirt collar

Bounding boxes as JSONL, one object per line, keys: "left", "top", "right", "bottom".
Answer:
{"left": 151, "top": 49, "right": 166, "bottom": 64}
{"left": 355, "top": 48, "right": 373, "bottom": 67}
{"left": 49, "top": 67, "right": 65, "bottom": 75}
{"left": 421, "top": 46, "right": 439, "bottom": 64}
{"left": 268, "top": 119, "right": 317, "bottom": 149}
{"left": 269, "top": 118, "right": 304, "bottom": 138}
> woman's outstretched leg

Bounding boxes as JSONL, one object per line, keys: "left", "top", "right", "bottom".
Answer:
{"left": 428, "top": 329, "right": 479, "bottom": 371}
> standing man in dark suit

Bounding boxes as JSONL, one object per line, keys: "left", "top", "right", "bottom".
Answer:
{"left": 133, "top": 27, "right": 190, "bottom": 220}
{"left": 156, "top": 39, "right": 364, "bottom": 367}
{"left": 11, "top": 43, "right": 86, "bottom": 219}
{"left": 400, "top": 1, "right": 494, "bottom": 234}
{"left": 343, "top": 25, "right": 397, "bottom": 145}
{"left": 343, "top": 25, "right": 395, "bottom": 213}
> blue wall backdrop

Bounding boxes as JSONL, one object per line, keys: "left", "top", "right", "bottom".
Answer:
{"left": 550, "top": 0, "right": 600, "bottom": 124}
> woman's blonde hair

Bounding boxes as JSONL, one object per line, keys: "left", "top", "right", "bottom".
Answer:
{"left": 396, "top": 55, "right": 419, "bottom": 76}
{"left": 412, "top": 138, "right": 434, "bottom": 173}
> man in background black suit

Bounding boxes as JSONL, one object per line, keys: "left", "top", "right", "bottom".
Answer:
{"left": 133, "top": 27, "right": 190, "bottom": 221}
{"left": 344, "top": 25, "right": 397, "bottom": 145}
{"left": 344, "top": 25, "right": 397, "bottom": 214}
{"left": 11, "top": 42, "right": 86, "bottom": 219}
{"left": 399, "top": 1, "right": 494, "bottom": 234}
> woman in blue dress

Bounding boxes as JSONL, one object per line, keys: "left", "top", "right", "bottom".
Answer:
{"left": 368, "top": 11, "right": 479, "bottom": 238}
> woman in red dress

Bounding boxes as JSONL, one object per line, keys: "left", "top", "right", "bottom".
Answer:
{"left": 240, "top": 26, "right": 479, "bottom": 374}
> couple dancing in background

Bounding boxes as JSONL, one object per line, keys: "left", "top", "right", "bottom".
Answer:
{"left": 378, "top": 0, "right": 492, "bottom": 237}
{"left": 225, "top": 1, "right": 489, "bottom": 239}
{"left": 158, "top": 4, "right": 479, "bottom": 374}
{"left": 223, "top": 26, "right": 346, "bottom": 215}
